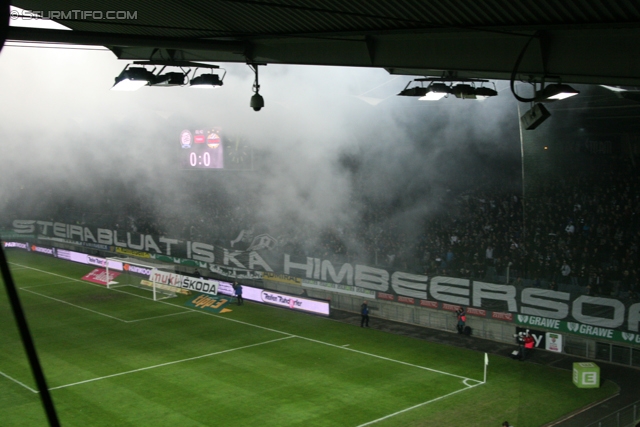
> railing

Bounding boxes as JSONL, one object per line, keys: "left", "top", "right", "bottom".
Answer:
{"left": 583, "top": 401, "right": 640, "bottom": 427}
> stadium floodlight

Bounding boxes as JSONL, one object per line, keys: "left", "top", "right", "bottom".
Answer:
{"left": 535, "top": 83, "right": 579, "bottom": 101}
{"left": 398, "top": 76, "right": 497, "bottom": 102}
{"left": 111, "top": 66, "right": 155, "bottom": 91}
{"left": 112, "top": 61, "right": 225, "bottom": 91}
{"left": 189, "top": 73, "right": 224, "bottom": 89}
{"left": 452, "top": 84, "right": 476, "bottom": 99}
{"left": 474, "top": 86, "right": 498, "bottom": 100}
{"left": 151, "top": 71, "right": 187, "bottom": 87}
{"left": 397, "top": 86, "right": 429, "bottom": 97}
{"left": 419, "top": 83, "right": 451, "bottom": 101}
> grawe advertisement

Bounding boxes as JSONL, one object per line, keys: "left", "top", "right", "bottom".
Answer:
{"left": 515, "top": 314, "right": 640, "bottom": 345}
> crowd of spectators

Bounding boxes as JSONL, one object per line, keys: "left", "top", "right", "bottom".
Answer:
{"left": 4, "top": 168, "right": 639, "bottom": 303}
{"left": 404, "top": 171, "right": 640, "bottom": 302}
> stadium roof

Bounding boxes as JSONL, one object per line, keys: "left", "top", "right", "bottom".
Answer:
{"left": 7, "top": 0, "right": 640, "bottom": 87}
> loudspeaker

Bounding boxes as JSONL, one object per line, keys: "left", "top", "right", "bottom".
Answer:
{"left": 521, "top": 103, "right": 551, "bottom": 130}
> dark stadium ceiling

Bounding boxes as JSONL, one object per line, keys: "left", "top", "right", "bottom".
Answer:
{"left": 7, "top": 0, "right": 640, "bottom": 87}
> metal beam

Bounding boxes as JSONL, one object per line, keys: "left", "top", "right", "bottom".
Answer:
{"left": 7, "top": 26, "right": 640, "bottom": 87}
{"left": 6, "top": 26, "right": 249, "bottom": 54}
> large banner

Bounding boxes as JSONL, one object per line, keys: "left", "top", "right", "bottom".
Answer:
{"left": 8, "top": 219, "right": 640, "bottom": 339}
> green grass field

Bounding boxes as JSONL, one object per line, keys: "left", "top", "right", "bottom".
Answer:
{"left": 1, "top": 251, "right": 618, "bottom": 427}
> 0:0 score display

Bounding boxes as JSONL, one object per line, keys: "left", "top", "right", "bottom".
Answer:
{"left": 180, "top": 128, "right": 224, "bottom": 169}
{"left": 189, "top": 151, "right": 214, "bottom": 167}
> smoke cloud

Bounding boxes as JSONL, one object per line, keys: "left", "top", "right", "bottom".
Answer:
{"left": 0, "top": 37, "right": 522, "bottom": 264}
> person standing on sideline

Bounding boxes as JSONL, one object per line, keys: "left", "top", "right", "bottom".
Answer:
{"left": 234, "top": 281, "right": 243, "bottom": 306}
{"left": 360, "top": 301, "right": 369, "bottom": 327}
{"left": 523, "top": 330, "right": 535, "bottom": 360}
{"left": 456, "top": 307, "right": 467, "bottom": 334}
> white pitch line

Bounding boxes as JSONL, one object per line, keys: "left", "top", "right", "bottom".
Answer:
{"left": 11, "top": 262, "right": 196, "bottom": 322}
{"left": 124, "top": 311, "right": 192, "bottom": 323}
{"left": 10, "top": 262, "right": 297, "bottom": 337}
{"left": 19, "top": 288, "right": 128, "bottom": 322}
{"left": 20, "top": 285, "right": 193, "bottom": 324}
{"left": 9, "top": 263, "right": 157, "bottom": 302}
{"left": 20, "top": 280, "right": 78, "bottom": 289}
{"left": 11, "top": 264, "right": 487, "bottom": 425}
{"left": 136, "top": 290, "right": 481, "bottom": 383}
{"left": 133, "top": 299, "right": 480, "bottom": 383}
{"left": 297, "top": 335, "right": 474, "bottom": 381}
{"left": 463, "top": 378, "right": 482, "bottom": 387}
{"left": 355, "top": 382, "right": 482, "bottom": 427}
{"left": 11, "top": 262, "right": 481, "bottom": 389}
{"left": 0, "top": 370, "right": 38, "bottom": 394}
{"left": 141, "top": 290, "right": 480, "bottom": 384}
{"left": 49, "top": 336, "right": 295, "bottom": 391}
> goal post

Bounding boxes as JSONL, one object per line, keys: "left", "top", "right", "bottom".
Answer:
{"left": 105, "top": 256, "right": 180, "bottom": 301}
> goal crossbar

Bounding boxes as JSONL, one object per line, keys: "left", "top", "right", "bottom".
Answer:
{"left": 105, "top": 256, "right": 181, "bottom": 301}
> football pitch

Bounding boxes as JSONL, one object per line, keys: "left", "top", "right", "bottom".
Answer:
{"left": 1, "top": 251, "right": 618, "bottom": 427}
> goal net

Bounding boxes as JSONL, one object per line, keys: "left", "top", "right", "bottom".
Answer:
{"left": 105, "top": 257, "right": 183, "bottom": 301}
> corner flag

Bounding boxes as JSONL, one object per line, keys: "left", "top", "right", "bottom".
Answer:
{"left": 483, "top": 353, "right": 489, "bottom": 383}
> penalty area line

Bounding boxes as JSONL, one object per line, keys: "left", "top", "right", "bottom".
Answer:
{"left": 19, "top": 280, "right": 75, "bottom": 289}
{"left": 19, "top": 287, "right": 191, "bottom": 323}
{"left": 49, "top": 336, "right": 295, "bottom": 391}
{"left": 19, "top": 287, "right": 128, "bottom": 323}
{"left": 8, "top": 262, "right": 159, "bottom": 302}
{"left": 124, "top": 311, "right": 193, "bottom": 323}
{"left": 0, "top": 370, "right": 38, "bottom": 394}
{"left": 356, "top": 382, "right": 482, "bottom": 427}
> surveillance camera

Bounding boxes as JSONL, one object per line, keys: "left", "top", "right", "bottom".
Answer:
{"left": 250, "top": 93, "right": 264, "bottom": 111}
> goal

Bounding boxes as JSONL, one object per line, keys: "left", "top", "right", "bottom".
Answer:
{"left": 105, "top": 256, "right": 180, "bottom": 301}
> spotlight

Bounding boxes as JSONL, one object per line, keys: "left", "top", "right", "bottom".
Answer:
{"left": 419, "top": 83, "right": 451, "bottom": 101}
{"left": 536, "top": 83, "right": 579, "bottom": 101}
{"left": 398, "top": 86, "right": 428, "bottom": 97}
{"left": 398, "top": 76, "right": 497, "bottom": 102}
{"left": 190, "top": 73, "right": 223, "bottom": 89}
{"left": 250, "top": 93, "right": 264, "bottom": 111}
{"left": 474, "top": 86, "right": 498, "bottom": 100}
{"left": 111, "top": 67, "right": 154, "bottom": 91}
{"left": 151, "top": 72, "right": 187, "bottom": 87}
{"left": 452, "top": 84, "right": 476, "bottom": 99}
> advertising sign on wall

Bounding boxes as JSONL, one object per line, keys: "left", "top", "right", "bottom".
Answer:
{"left": 545, "top": 332, "right": 563, "bottom": 352}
